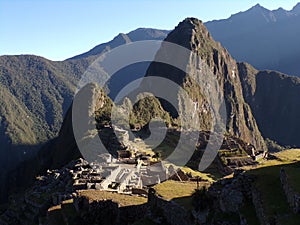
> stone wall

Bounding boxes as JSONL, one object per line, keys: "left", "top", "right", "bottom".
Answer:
{"left": 280, "top": 168, "right": 300, "bottom": 213}
{"left": 132, "top": 188, "right": 148, "bottom": 195}
{"left": 73, "top": 195, "right": 148, "bottom": 225}
{"left": 119, "top": 204, "right": 148, "bottom": 224}
{"left": 148, "top": 188, "right": 193, "bottom": 225}
{"left": 251, "top": 186, "right": 270, "bottom": 225}
{"left": 210, "top": 172, "right": 270, "bottom": 225}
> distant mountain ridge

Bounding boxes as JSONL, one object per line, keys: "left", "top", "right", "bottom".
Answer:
{"left": 69, "top": 28, "right": 169, "bottom": 60}
{"left": 71, "top": 3, "right": 300, "bottom": 77}
{"left": 0, "top": 27, "right": 169, "bottom": 164}
{"left": 205, "top": 2, "right": 300, "bottom": 76}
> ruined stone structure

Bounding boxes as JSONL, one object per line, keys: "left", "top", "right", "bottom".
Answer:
{"left": 251, "top": 186, "right": 270, "bottom": 225}
{"left": 280, "top": 168, "right": 300, "bottom": 214}
{"left": 73, "top": 194, "right": 148, "bottom": 225}
{"left": 0, "top": 158, "right": 103, "bottom": 225}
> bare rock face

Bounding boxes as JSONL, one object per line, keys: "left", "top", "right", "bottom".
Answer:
{"left": 146, "top": 18, "right": 266, "bottom": 152}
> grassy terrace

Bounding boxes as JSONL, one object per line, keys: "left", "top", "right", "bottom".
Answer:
{"left": 78, "top": 190, "right": 147, "bottom": 207}
{"left": 243, "top": 149, "right": 300, "bottom": 225}
{"left": 243, "top": 149, "right": 300, "bottom": 170}
{"left": 154, "top": 180, "right": 210, "bottom": 210}
{"left": 47, "top": 191, "right": 148, "bottom": 225}
{"left": 181, "top": 166, "right": 216, "bottom": 182}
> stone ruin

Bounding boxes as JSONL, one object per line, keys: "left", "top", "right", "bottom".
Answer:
{"left": 280, "top": 167, "right": 300, "bottom": 214}
{"left": 0, "top": 158, "right": 103, "bottom": 225}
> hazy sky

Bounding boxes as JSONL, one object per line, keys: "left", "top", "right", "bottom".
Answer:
{"left": 1, "top": 0, "right": 299, "bottom": 60}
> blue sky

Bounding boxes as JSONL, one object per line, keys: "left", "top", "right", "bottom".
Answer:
{"left": 1, "top": 0, "right": 299, "bottom": 60}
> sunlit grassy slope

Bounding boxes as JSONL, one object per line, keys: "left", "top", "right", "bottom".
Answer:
{"left": 244, "top": 149, "right": 300, "bottom": 225}
{"left": 154, "top": 180, "right": 210, "bottom": 210}
{"left": 78, "top": 190, "right": 147, "bottom": 207}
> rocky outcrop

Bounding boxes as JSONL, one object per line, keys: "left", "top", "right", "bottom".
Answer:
{"left": 209, "top": 171, "right": 253, "bottom": 212}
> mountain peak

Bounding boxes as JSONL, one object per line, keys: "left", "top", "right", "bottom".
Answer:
{"left": 181, "top": 17, "right": 203, "bottom": 25}
{"left": 113, "top": 33, "right": 131, "bottom": 44}
{"left": 176, "top": 17, "right": 205, "bottom": 31}
{"left": 68, "top": 28, "right": 169, "bottom": 60}
{"left": 167, "top": 17, "right": 213, "bottom": 50}
{"left": 253, "top": 3, "right": 262, "bottom": 8}
{"left": 127, "top": 27, "right": 169, "bottom": 41}
{"left": 146, "top": 17, "right": 267, "bottom": 152}
{"left": 248, "top": 3, "right": 269, "bottom": 12}
{"left": 292, "top": 2, "right": 300, "bottom": 13}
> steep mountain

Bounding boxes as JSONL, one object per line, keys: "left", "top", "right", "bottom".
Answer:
{"left": 238, "top": 62, "right": 300, "bottom": 147}
{"left": 0, "top": 55, "right": 91, "bottom": 166}
{"left": 205, "top": 3, "right": 300, "bottom": 76}
{"left": 145, "top": 18, "right": 267, "bottom": 151}
{"left": 69, "top": 28, "right": 169, "bottom": 60}
{"left": 0, "top": 55, "right": 95, "bottom": 204}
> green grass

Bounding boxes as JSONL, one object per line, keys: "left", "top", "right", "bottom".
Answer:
{"left": 154, "top": 180, "right": 201, "bottom": 200}
{"left": 247, "top": 163, "right": 300, "bottom": 224}
{"left": 154, "top": 180, "right": 210, "bottom": 210}
{"left": 240, "top": 149, "right": 300, "bottom": 225}
{"left": 242, "top": 149, "right": 300, "bottom": 171}
{"left": 78, "top": 190, "right": 147, "bottom": 207}
{"left": 181, "top": 166, "right": 215, "bottom": 182}
{"left": 249, "top": 166, "right": 291, "bottom": 216}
